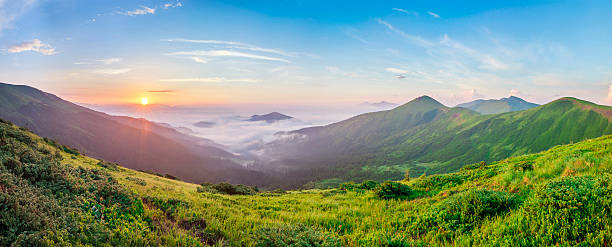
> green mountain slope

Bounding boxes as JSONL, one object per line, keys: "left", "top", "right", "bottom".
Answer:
{"left": 262, "top": 96, "right": 612, "bottom": 186}
{"left": 0, "top": 82, "right": 267, "bottom": 185}
{"left": 2, "top": 117, "right": 610, "bottom": 246}
{"left": 456, "top": 96, "right": 539, "bottom": 114}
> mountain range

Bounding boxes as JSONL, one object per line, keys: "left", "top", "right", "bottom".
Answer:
{"left": 456, "top": 96, "right": 539, "bottom": 114}
{"left": 0, "top": 82, "right": 267, "bottom": 185}
{"left": 257, "top": 95, "right": 612, "bottom": 186}
{"left": 3, "top": 82, "right": 612, "bottom": 188}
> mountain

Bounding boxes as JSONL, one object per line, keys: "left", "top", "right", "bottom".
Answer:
{"left": 0, "top": 82, "right": 265, "bottom": 185}
{"left": 193, "top": 121, "right": 216, "bottom": 128}
{"left": 456, "top": 96, "right": 539, "bottom": 114}
{"left": 258, "top": 95, "right": 612, "bottom": 186}
{"left": 247, "top": 112, "right": 293, "bottom": 123}
{"left": 360, "top": 101, "right": 399, "bottom": 109}
{"left": 2, "top": 115, "right": 610, "bottom": 246}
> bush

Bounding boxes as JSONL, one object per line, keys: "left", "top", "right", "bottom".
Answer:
{"left": 340, "top": 180, "right": 379, "bottom": 191}
{"left": 526, "top": 175, "right": 612, "bottom": 243}
{"left": 376, "top": 181, "right": 412, "bottom": 200}
{"left": 253, "top": 224, "right": 340, "bottom": 247}
{"left": 415, "top": 189, "right": 519, "bottom": 234}
{"left": 359, "top": 180, "right": 380, "bottom": 190}
{"left": 198, "top": 182, "right": 258, "bottom": 195}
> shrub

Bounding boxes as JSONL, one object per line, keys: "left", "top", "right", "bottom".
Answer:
{"left": 525, "top": 175, "right": 612, "bottom": 244}
{"left": 340, "top": 180, "right": 379, "bottom": 191}
{"left": 359, "top": 180, "right": 380, "bottom": 190}
{"left": 253, "top": 224, "right": 340, "bottom": 247}
{"left": 376, "top": 181, "right": 412, "bottom": 200}
{"left": 415, "top": 189, "right": 519, "bottom": 234}
{"left": 198, "top": 182, "right": 258, "bottom": 195}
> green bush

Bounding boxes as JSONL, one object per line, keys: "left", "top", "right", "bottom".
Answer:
{"left": 198, "top": 182, "right": 258, "bottom": 195}
{"left": 414, "top": 189, "right": 519, "bottom": 234}
{"left": 253, "top": 224, "right": 340, "bottom": 247}
{"left": 376, "top": 181, "right": 412, "bottom": 199}
{"left": 359, "top": 180, "right": 380, "bottom": 190}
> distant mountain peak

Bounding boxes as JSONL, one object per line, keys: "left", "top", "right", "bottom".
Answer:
{"left": 394, "top": 95, "right": 445, "bottom": 111}
{"left": 456, "top": 96, "right": 538, "bottom": 114}
{"left": 361, "top": 101, "right": 398, "bottom": 109}
{"left": 247, "top": 112, "right": 293, "bottom": 123}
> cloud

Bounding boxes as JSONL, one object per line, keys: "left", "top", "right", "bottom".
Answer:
{"left": 163, "top": 1, "right": 182, "bottom": 9}
{"left": 190, "top": 57, "right": 207, "bottom": 63}
{"left": 385, "top": 67, "right": 408, "bottom": 74}
{"left": 377, "top": 19, "right": 432, "bottom": 47}
{"left": 440, "top": 34, "right": 510, "bottom": 71}
{"left": 325, "top": 66, "right": 358, "bottom": 77}
{"left": 117, "top": 1, "right": 181, "bottom": 16}
{"left": 163, "top": 38, "right": 291, "bottom": 57}
{"left": 165, "top": 50, "right": 289, "bottom": 63}
{"left": 427, "top": 11, "right": 440, "bottom": 18}
{"left": 147, "top": 90, "right": 174, "bottom": 93}
{"left": 96, "top": 57, "right": 122, "bottom": 64}
{"left": 159, "top": 77, "right": 261, "bottom": 83}
{"left": 124, "top": 6, "right": 156, "bottom": 16}
{"left": 392, "top": 8, "right": 418, "bottom": 16}
{"left": 0, "top": 0, "right": 37, "bottom": 33}
{"left": 92, "top": 68, "right": 132, "bottom": 75}
{"left": 7, "top": 39, "right": 57, "bottom": 55}
{"left": 607, "top": 84, "right": 612, "bottom": 102}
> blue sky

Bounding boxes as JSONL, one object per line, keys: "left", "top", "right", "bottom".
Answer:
{"left": 1, "top": 0, "right": 611, "bottom": 106}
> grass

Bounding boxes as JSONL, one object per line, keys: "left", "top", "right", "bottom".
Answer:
{"left": 2, "top": 117, "right": 612, "bottom": 246}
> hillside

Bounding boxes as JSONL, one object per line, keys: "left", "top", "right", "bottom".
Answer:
{"left": 456, "top": 96, "right": 539, "bottom": 114}
{"left": 0, "top": 82, "right": 265, "bottom": 185}
{"left": 259, "top": 96, "right": 612, "bottom": 186}
{"left": 1, "top": 117, "right": 610, "bottom": 246}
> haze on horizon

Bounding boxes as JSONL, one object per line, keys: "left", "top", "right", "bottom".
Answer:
{"left": 1, "top": 0, "right": 612, "bottom": 107}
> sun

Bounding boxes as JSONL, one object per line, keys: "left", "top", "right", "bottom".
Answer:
{"left": 140, "top": 97, "right": 148, "bottom": 105}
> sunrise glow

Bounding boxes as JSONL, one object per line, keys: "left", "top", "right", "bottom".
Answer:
{"left": 140, "top": 97, "right": 148, "bottom": 105}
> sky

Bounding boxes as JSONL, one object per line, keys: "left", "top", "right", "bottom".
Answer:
{"left": 1, "top": 0, "right": 612, "bottom": 106}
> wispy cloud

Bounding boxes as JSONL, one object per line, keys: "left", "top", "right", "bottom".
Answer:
{"left": 385, "top": 67, "right": 408, "bottom": 74}
{"left": 392, "top": 8, "right": 418, "bottom": 16}
{"left": 162, "top": 1, "right": 182, "bottom": 10}
{"left": 120, "top": 1, "right": 181, "bottom": 16}
{"left": 166, "top": 50, "right": 290, "bottom": 63}
{"left": 325, "top": 66, "right": 358, "bottom": 77}
{"left": 440, "top": 34, "right": 510, "bottom": 71}
{"left": 147, "top": 90, "right": 174, "bottom": 93}
{"left": 376, "top": 19, "right": 433, "bottom": 47}
{"left": 427, "top": 11, "right": 440, "bottom": 18}
{"left": 96, "top": 57, "right": 122, "bottom": 64}
{"left": 7, "top": 39, "right": 57, "bottom": 55}
{"left": 124, "top": 6, "right": 156, "bottom": 16}
{"left": 159, "top": 77, "right": 261, "bottom": 83}
{"left": 190, "top": 57, "right": 207, "bottom": 63}
{"left": 92, "top": 68, "right": 132, "bottom": 75}
{"left": 163, "top": 38, "right": 291, "bottom": 57}
{"left": 0, "top": 0, "right": 37, "bottom": 33}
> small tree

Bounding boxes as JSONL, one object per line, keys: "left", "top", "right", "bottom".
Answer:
{"left": 404, "top": 168, "right": 411, "bottom": 181}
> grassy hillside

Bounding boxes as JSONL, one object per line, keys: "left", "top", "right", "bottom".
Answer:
{"left": 2, "top": 117, "right": 611, "bottom": 246}
{"left": 262, "top": 96, "right": 612, "bottom": 187}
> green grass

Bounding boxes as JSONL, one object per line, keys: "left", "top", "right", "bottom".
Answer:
{"left": 2, "top": 118, "right": 612, "bottom": 246}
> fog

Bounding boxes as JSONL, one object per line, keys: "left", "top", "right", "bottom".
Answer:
{"left": 82, "top": 103, "right": 396, "bottom": 155}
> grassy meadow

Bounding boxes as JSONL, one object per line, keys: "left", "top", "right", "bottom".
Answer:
{"left": 2, "top": 118, "right": 612, "bottom": 246}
